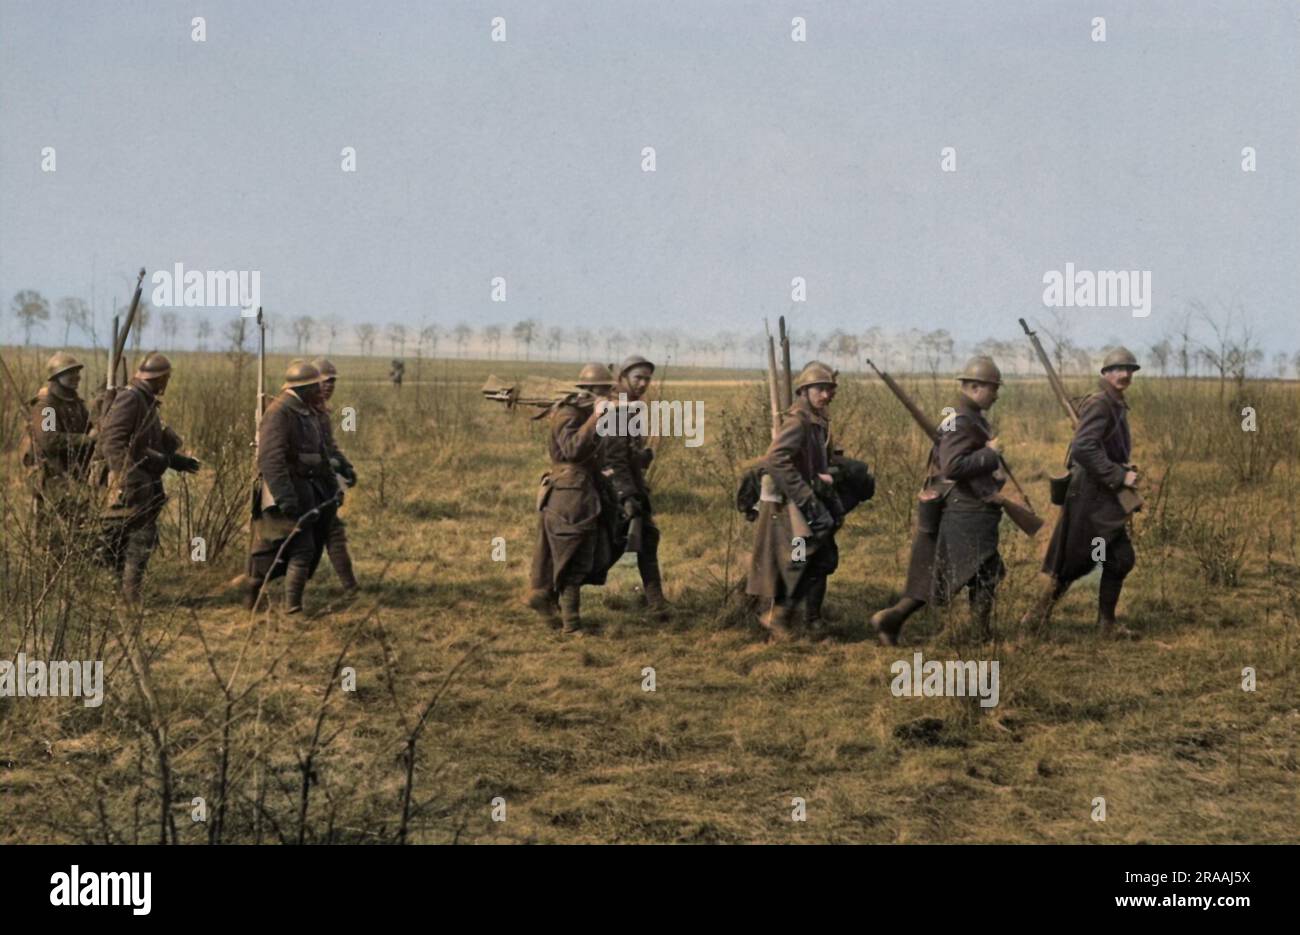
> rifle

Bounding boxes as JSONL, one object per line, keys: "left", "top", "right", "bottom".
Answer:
{"left": 778, "top": 315, "right": 793, "bottom": 408}
{"left": 255, "top": 308, "right": 267, "bottom": 435}
{"left": 865, "top": 358, "right": 1043, "bottom": 537}
{"left": 1018, "top": 318, "right": 1142, "bottom": 515}
{"left": 763, "top": 322, "right": 814, "bottom": 541}
{"left": 105, "top": 268, "right": 146, "bottom": 409}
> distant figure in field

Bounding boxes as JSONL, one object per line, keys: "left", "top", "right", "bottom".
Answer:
{"left": 389, "top": 359, "right": 405, "bottom": 389}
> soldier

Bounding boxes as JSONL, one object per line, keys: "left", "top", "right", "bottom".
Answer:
{"left": 527, "top": 362, "right": 621, "bottom": 634}
{"left": 746, "top": 361, "right": 844, "bottom": 641}
{"left": 930, "top": 356, "right": 1008, "bottom": 640}
{"left": 244, "top": 360, "right": 339, "bottom": 613}
{"left": 389, "top": 359, "right": 405, "bottom": 389}
{"left": 97, "top": 353, "right": 200, "bottom": 602}
{"left": 311, "top": 357, "right": 359, "bottom": 594}
{"left": 1023, "top": 347, "right": 1142, "bottom": 638}
{"left": 605, "top": 355, "right": 669, "bottom": 618}
{"left": 24, "top": 352, "right": 94, "bottom": 529}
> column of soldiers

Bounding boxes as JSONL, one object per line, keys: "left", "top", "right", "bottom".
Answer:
{"left": 21, "top": 339, "right": 1143, "bottom": 636}
{"left": 21, "top": 349, "right": 362, "bottom": 614}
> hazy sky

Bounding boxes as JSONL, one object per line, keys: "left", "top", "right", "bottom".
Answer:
{"left": 2, "top": 0, "right": 1297, "bottom": 356}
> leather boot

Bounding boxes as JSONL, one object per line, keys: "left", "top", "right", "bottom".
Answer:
{"left": 327, "top": 523, "right": 359, "bottom": 592}
{"left": 642, "top": 578, "right": 671, "bottom": 620}
{"left": 284, "top": 559, "right": 312, "bottom": 614}
{"left": 870, "top": 597, "right": 924, "bottom": 646}
{"left": 759, "top": 602, "right": 796, "bottom": 642}
{"left": 1020, "top": 574, "right": 1062, "bottom": 633}
{"left": 242, "top": 574, "right": 262, "bottom": 611}
{"left": 1098, "top": 577, "right": 1136, "bottom": 639}
{"left": 558, "top": 585, "right": 582, "bottom": 634}
{"left": 526, "top": 588, "right": 561, "bottom": 629}
{"left": 803, "top": 576, "right": 829, "bottom": 640}
{"left": 121, "top": 558, "right": 146, "bottom": 605}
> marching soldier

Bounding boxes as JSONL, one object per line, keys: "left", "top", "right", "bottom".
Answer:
{"left": 1023, "top": 347, "right": 1142, "bottom": 638}
{"left": 311, "top": 357, "right": 359, "bottom": 593}
{"left": 606, "top": 355, "right": 669, "bottom": 618}
{"left": 746, "top": 361, "right": 844, "bottom": 641}
{"left": 24, "top": 352, "right": 94, "bottom": 529}
{"left": 527, "top": 362, "right": 621, "bottom": 634}
{"left": 389, "top": 359, "right": 405, "bottom": 389}
{"left": 931, "top": 356, "right": 1008, "bottom": 640}
{"left": 245, "top": 360, "right": 339, "bottom": 613}
{"left": 97, "top": 353, "right": 200, "bottom": 602}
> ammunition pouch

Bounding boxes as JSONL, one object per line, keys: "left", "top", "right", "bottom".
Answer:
{"left": 1049, "top": 472, "right": 1071, "bottom": 506}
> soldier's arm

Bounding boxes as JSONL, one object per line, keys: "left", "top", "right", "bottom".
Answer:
{"left": 1071, "top": 398, "right": 1127, "bottom": 489}
{"left": 552, "top": 404, "right": 603, "bottom": 462}
{"left": 938, "top": 415, "right": 999, "bottom": 480}
{"left": 98, "top": 392, "right": 160, "bottom": 474}
{"left": 764, "top": 414, "right": 815, "bottom": 508}
{"left": 257, "top": 406, "right": 299, "bottom": 513}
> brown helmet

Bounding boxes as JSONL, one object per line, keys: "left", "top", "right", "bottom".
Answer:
{"left": 134, "top": 352, "right": 172, "bottom": 381}
{"left": 46, "top": 352, "right": 84, "bottom": 381}
{"left": 956, "top": 355, "right": 1003, "bottom": 386}
{"left": 576, "top": 361, "right": 614, "bottom": 388}
{"left": 1100, "top": 346, "right": 1141, "bottom": 373}
{"left": 312, "top": 357, "right": 339, "bottom": 378}
{"left": 794, "top": 361, "right": 838, "bottom": 393}
{"left": 282, "top": 359, "right": 323, "bottom": 389}
{"left": 618, "top": 354, "right": 655, "bottom": 380}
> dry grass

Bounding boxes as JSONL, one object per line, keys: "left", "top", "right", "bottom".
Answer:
{"left": 1, "top": 348, "right": 1297, "bottom": 843}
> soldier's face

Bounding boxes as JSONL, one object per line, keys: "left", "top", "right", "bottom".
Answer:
{"left": 152, "top": 372, "right": 171, "bottom": 395}
{"left": 321, "top": 377, "right": 336, "bottom": 400}
{"left": 624, "top": 367, "right": 653, "bottom": 399}
{"left": 299, "top": 382, "right": 323, "bottom": 404}
{"left": 1104, "top": 367, "right": 1135, "bottom": 392}
{"left": 970, "top": 381, "right": 999, "bottom": 409}
{"left": 807, "top": 385, "right": 835, "bottom": 411}
{"left": 57, "top": 369, "right": 82, "bottom": 391}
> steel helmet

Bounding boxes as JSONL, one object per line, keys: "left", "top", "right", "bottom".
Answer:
{"left": 283, "top": 359, "right": 323, "bottom": 389}
{"left": 1100, "top": 346, "right": 1141, "bottom": 372}
{"left": 576, "top": 361, "right": 615, "bottom": 388}
{"left": 46, "top": 352, "right": 84, "bottom": 381}
{"left": 794, "top": 361, "right": 838, "bottom": 393}
{"left": 134, "top": 352, "right": 172, "bottom": 381}
{"left": 956, "top": 355, "right": 1003, "bottom": 386}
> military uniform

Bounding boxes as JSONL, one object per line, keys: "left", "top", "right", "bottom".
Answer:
{"left": 246, "top": 361, "right": 338, "bottom": 612}
{"left": 1031, "top": 359, "right": 1140, "bottom": 634}
{"left": 311, "top": 358, "right": 358, "bottom": 592}
{"left": 931, "top": 394, "right": 1005, "bottom": 626}
{"left": 747, "top": 363, "right": 842, "bottom": 639}
{"left": 606, "top": 355, "right": 667, "bottom": 615}
{"left": 528, "top": 364, "right": 621, "bottom": 633}
{"left": 96, "top": 355, "right": 197, "bottom": 601}
{"left": 872, "top": 356, "right": 1005, "bottom": 644}
{"left": 24, "top": 355, "right": 94, "bottom": 529}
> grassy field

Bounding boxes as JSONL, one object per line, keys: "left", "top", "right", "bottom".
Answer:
{"left": 1, "top": 348, "right": 1297, "bottom": 843}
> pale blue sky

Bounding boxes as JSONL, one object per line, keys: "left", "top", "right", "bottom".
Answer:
{"left": 2, "top": 0, "right": 1296, "bottom": 356}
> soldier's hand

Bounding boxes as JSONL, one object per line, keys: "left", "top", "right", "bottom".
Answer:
{"left": 169, "top": 453, "right": 201, "bottom": 474}
{"left": 343, "top": 468, "right": 358, "bottom": 488}
{"left": 985, "top": 436, "right": 1002, "bottom": 454}
{"left": 621, "top": 497, "right": 642, "bottom": 520}
{"left": 638, "top": 448, "right": 654, "bottom": 469}
{"left": 1123, "top": 470, "right": 1139, "bottom": 488}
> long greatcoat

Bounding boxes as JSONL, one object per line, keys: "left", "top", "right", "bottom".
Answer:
{"left": 97, "top": 379, "right": 180, "bottom": 521}
{"left": 529, "top": 395, "right": 621, "bottom": 590}
{"left": 1042, "top": 380, "right": 1135, "bottom": 584}
{"left": 746, "top": 394, "right": 838, "bottom": 601}
{"left": 930, "top": 395, "right": 1004, "bottom": 605}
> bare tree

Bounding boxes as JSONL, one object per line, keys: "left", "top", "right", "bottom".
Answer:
{"left": 386, "top": 322, "right": 407, "bottom": 357}
{"left": 321, "top": 315, "right": 343, "bottom": 353}
{"left": 546, "top": 326, "right": 563, "bottom": 361}
{"left": 573, "top": 326, "right": 594, "bottom": 359}
{"left": 292, "top": 316, "right": 316, "bottom": 353}
{"left": 419, "top": 323, "right": 442, "bottom": 359}
{"left": 194, "top": 318, "right": 213, "bottom": 351}
{"left": 56, "top": 296, "right": 91, "bottom": 345}
{"left": 160, "top": 310, "right": 180, "bottom": 349}
{"left": 453, "top": 322, "right": 473, "bottom": 357}
{"left": 511, "top": 319, "right": 538, "bottom": 360}
{"left": 356, "top": 323, "right": 377, "bottom": 356}
{"left": 482, "top": 324, "right": 502, "bottom": 360}
{"left": 11, "top": 290, "right": 50, "bottom": 345}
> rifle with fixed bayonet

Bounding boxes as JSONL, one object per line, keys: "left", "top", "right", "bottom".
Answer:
{"left": 1018, "top": 318, "right": 1142, "bottom": 515}
{"left": 866, "top": 358, "right": 1043, "bottom": 537}
{"left": 104, "top": 268, "right": 147, "bottom": 411}
{"left": 763, "top": 321, "right": 814, "bottom": 540}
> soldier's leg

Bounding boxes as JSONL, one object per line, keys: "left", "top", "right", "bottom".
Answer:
{"left": 1020, "top": 573, "right": 1069, "bottom": 633}
{"left": 636, "top": 519, "right": 670, "bottom": 616}
{"left": 120, "top": 518, "right": 159, "bottom": 603}
{"left": 802, "top": 575, "right": 829, "bottom": 637}
{"left": 556, "top": 535, "right": 597, "bottom": 634}
{"left": 966, "top": 553, "right": 1005, "bottom": 641}
{"left": 325, "top": 516, "right": 358, "bottom": 591}
{"left": 284, "top": 529, "right": 320, "bottom": 615}
{"left": 1098, "top": 531, "right": 1136, "bottom": 637}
